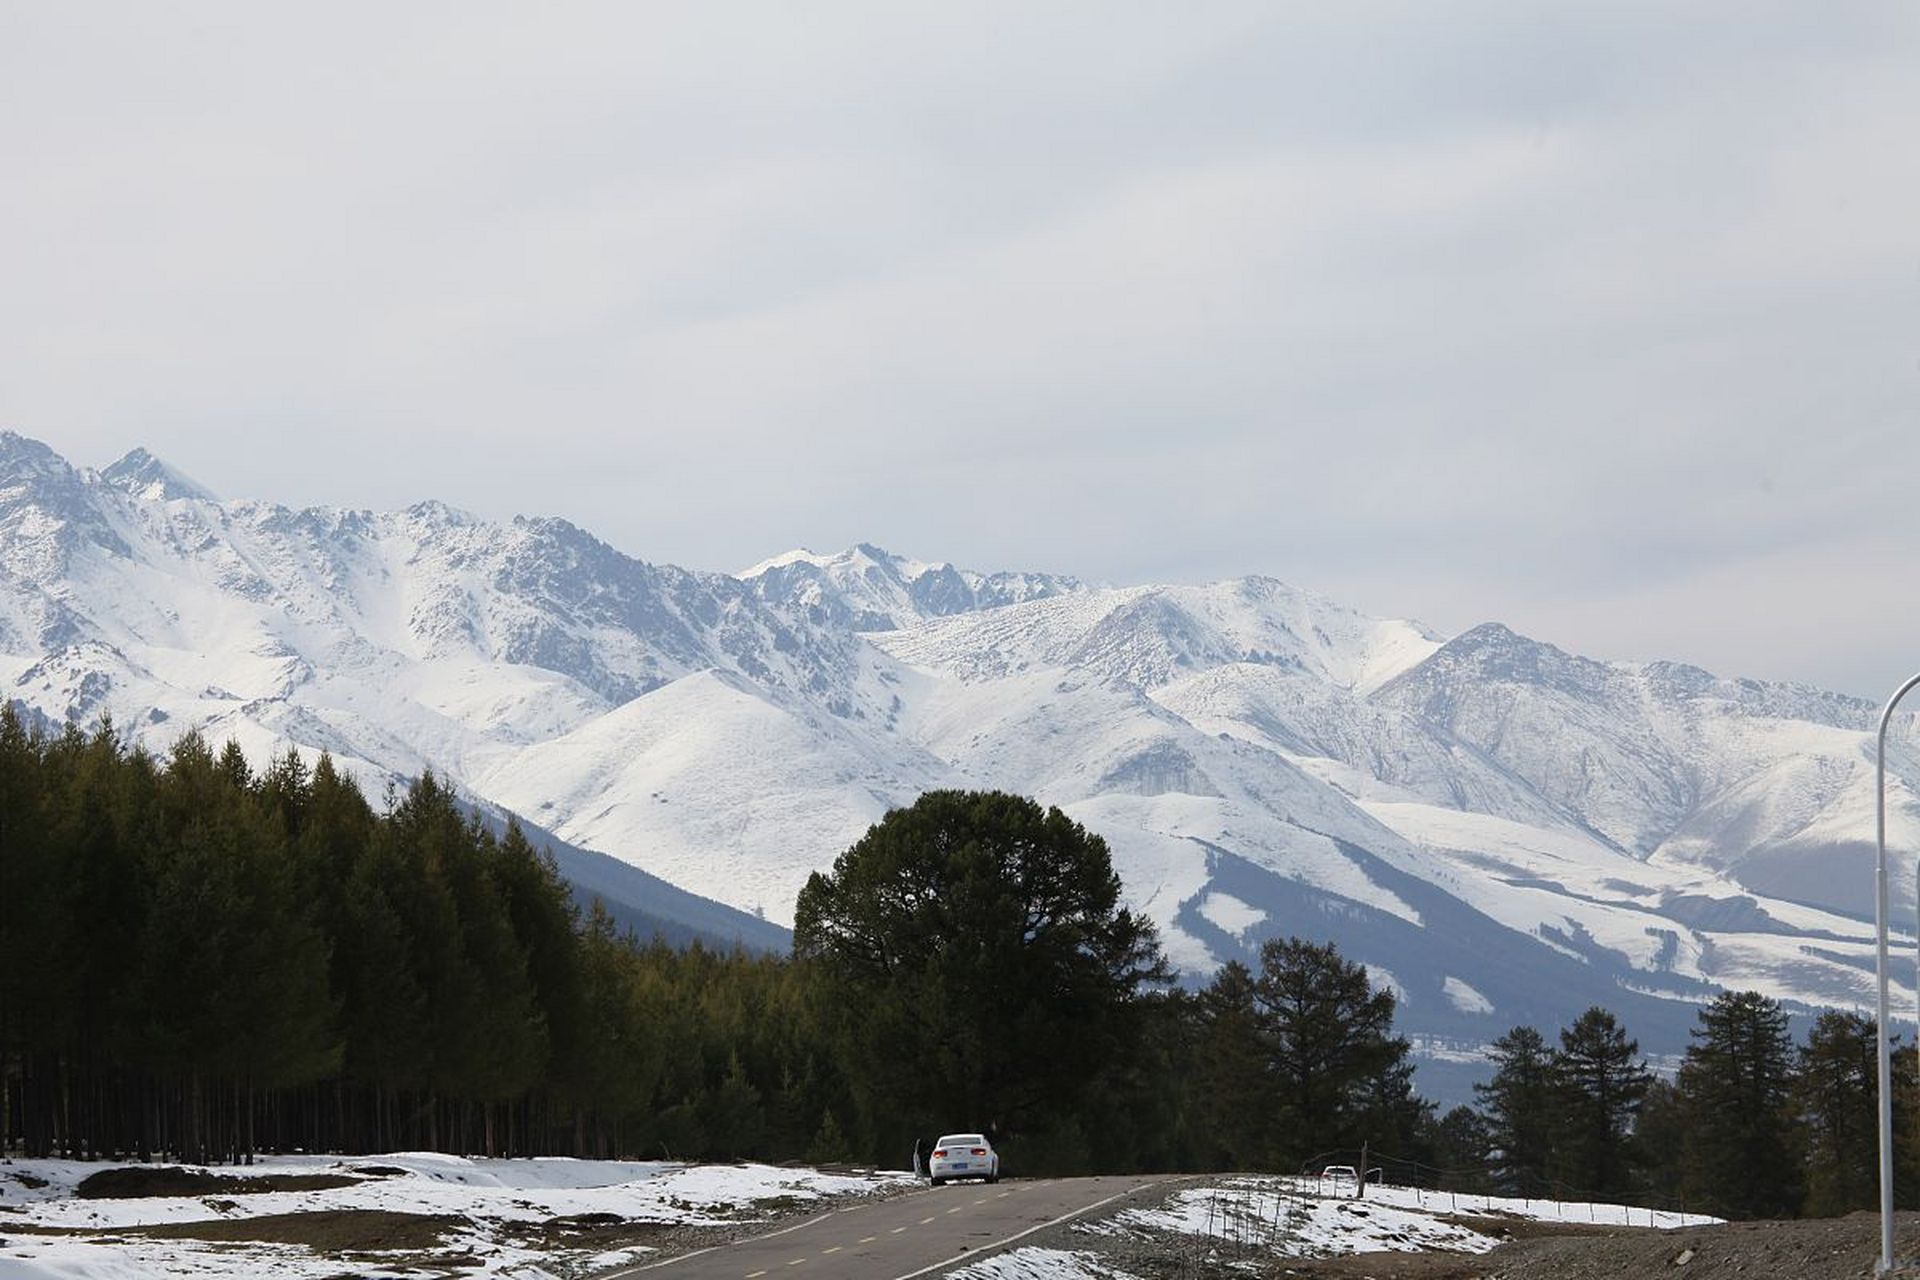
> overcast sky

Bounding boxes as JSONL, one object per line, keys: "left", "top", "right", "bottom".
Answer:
{"left": 3, "top": 3, "right": 1917, "bottom": 697}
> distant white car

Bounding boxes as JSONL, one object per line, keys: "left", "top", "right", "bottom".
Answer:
{"left": 929, "top": 1133, "right": 1000, "bottom": 1186}
{"left": 1319, "top": 1165, "right": 1359, "bottom": 1195}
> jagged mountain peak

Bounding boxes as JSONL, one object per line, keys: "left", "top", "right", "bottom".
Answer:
{"left": 401, "top": 498, "right": 483, "bottom": 529}
{"left": 0, "top": 433, "right": 130, "bottom": 575}
{"left": 740, "top": 542, "right": 1083, "bottom": 631}
{"left": 0, "top": 431, "right": 85, "bottom": 498}
{"left": 879, "top": 574, "right": 1441, "bottom": 695}
{"left": 98, "top": 447, "right": 217, "bottom": 503}
{"left": 0, "top": 429, "right": 65, "bottom": 464}
{"left": 1381, "top": 620, "right": 1609, "bottom": 698}
{"left": 739, "top": 542, "right": 935, "bottom": 582}
{"left": 1382, "top": 620, "right": 1872, "bottom": 730}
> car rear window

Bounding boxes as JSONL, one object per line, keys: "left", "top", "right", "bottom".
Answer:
{"left": 939, "top": 1135, "right": 986, "bottom": 1146}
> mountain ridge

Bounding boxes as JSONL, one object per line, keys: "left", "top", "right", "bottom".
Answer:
{"left": 2, "top": 431, "right": 1916, "bottom": 1073}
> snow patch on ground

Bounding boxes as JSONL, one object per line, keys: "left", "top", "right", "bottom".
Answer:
{"left": 0, "top": 1235, "right": 392, "bottom": 1280}
{"left": 1073, "top": 1176, "right": 1719, "bottom": 1270}
{"left": 1359, "top": 1179, "right": 1718, "bottom": 1230}
{"left": 0, "top": 1155, "right": 910, "bottom": 1278}
{"left": 1113, "top": 1181, "right": 1496, "bottom": 1257}
{"left": 946, "top": 1247, "right": 1145, "bottom": 1280}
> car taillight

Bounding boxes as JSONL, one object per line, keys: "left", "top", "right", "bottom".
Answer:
{"left": 933, "top": 1149, "right": 946, "bottom": 1157}
{"left": 971, "top": 1148, "right": 986, "bottom": 1155}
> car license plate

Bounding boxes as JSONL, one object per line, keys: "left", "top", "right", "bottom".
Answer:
{"left": 951, "top": 1162, "right": 968, "bottom": 1170}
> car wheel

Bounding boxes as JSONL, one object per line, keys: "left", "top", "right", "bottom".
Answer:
{"left": 987, "top": 1173, "right": 999, "bottom": 1185}
{"left": 930, "top": 1176, "right": 943, "bottom": 1188}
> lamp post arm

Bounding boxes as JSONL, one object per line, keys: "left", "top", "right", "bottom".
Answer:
{"left": 1876, "top": 670, "right": 1920, "bottom": 1276}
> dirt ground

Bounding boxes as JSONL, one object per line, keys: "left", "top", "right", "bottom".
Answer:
{"left": 127, "top": 1208, "right": 466, "bottom": 1252}
{"left": 1250, "top": 1211, "right": 1920, "bottom": 1280}
{"left": 74, "top": 1165, "right": 363, "bottom": 1198}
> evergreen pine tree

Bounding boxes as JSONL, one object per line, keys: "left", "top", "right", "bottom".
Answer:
{"left": 1551, "top": 1007, "right": 1652, "bottom": 1198}
{"left": 0, "top": 705, "right": 60, "bottom": 1153}
{"left": 1430, "top": 1106, "right": 1493, "bottom": 1192}
{"left": 1796, "top": 1012, "right": 1879, "bottom": 1216}
{"left": 1475, "top": 1026, "right": 1557, "bottom": 1195}
{"left": 794, "top": 790, "right": 1169, "bottom": 1165}
{"left": 807, "top": 1109, "right": 854, "bottom": 1164}
{"left": 1631, "top": 1077, "right": 1688, "bottom": 1205}
{"left": 703, "top": 1051, "right": 768, "bottom": 1159}
{"left": 1672, "top": 990, "right": 1801, "bottom": 1218}
{"left": 1191, "top": 960, "right": 1271, "bottom": 1169}
{"left": 1248, "top": 938, "right": 1407, "bottom": 1165}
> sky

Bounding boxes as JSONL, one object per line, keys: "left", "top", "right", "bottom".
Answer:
{"left": 3, "top": 2, "right": 1917, "bottom": 698}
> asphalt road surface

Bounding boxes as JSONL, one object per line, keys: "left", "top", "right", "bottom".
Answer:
{"left": 600, "top": 1174, "right": 1171, "bottom": 1280}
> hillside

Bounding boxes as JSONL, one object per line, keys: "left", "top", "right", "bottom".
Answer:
{"left": 1, "top": 431, "right": 1916, "bottom": 1067}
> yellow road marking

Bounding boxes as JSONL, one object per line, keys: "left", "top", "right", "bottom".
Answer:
{"left": 946, "top": 1206, "right": 962, "bottom": 1214}
{"left": 891, "top": 1226, "right": 907, "bottom": 1234}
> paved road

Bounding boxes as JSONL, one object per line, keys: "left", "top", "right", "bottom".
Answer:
{"left": 601, "top": 1174, "right": 1171, "bottom": 1280}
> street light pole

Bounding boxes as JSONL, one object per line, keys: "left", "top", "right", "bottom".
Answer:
{"left": 1876, "top": 671, "right": 1920, "bottom": 1276}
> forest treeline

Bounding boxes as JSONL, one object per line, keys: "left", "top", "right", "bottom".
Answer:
{"left": 0, "top": 712, "right": 1910, "bottom": 1220}
{"left": 0, "top": 713, "right": 848, "bottom": 1166}
{"left": 1280, "top": 992, "right": 1920, "bottom": 1221}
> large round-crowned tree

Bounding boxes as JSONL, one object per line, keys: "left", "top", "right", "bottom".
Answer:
{"left": 793, "top": 790, "right": 1168, "bottom": 1160}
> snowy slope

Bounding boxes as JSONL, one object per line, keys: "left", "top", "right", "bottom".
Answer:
{"left": 874, "top": 576, "right": 1440, "bottom": 694}
{"left": 1372, "top": 624, "right": 1920, "bottom": 919}
{"left": 473, "top": 665, "right": 951, "bottom": 924}
{"left": 1, "top": 432, "right": 1916, "bottom": 1070}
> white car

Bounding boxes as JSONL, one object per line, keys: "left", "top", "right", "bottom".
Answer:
{"left": 929, "top": 1133, "right": 1000, "bottom": 1185}
{"left": 1319, "top": 1165, "right": 1359, "bottom": 1195}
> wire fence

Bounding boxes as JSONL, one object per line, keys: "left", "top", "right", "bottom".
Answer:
{"left": 1164, "top": 1177, "right": 1313, "bottom": 1276}
{"left": 1297, "top": 1145, "right": 1706, "bottom": 1224}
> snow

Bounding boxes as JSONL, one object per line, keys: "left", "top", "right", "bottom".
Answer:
{"left": 946, "top": 1248, "right": 1145, "bottom": 1280}
{"left": 0, "top": 1155, "right": 910, "bottom": 1278}
{"left": 1344, "top": 1179, "right": 1717, "bottom": 1231}
{"left": 16, "top": 1156, "right": 888, "bottom": 1233}
{"left": 1089, "top": 1176, "right": 1719, "bottom": 1265}
{"left": 1196, "top": 891, "right": 1266, "bottom": 936}
{"left": 737, "top": 546, "right": 836, "bottom": 578}
{"left": 1365, "top": 965, "right": 1407, "bottom": 1004}
{"left": 471, "top": 668, "right": 942, "bottom": 924}
{"left": 0, "top": 1236, "right": 373, "bottom": 1280}
{"left": 933, "top": 1176, "right": 1722, "bottom": 1279}
{"left": 1360, "top": 798, "right": 1892, "bottom": 1006}
{"left": 874, "top": 578, "right": 1437, "bottom": 696}
{"left": 1116, "top": 1181, "right": 1497, "bottom": 1256}
{"left": 2, "top": 432, "right": 1918, "bottom": 1051}
{"left": 1442, "top": 976, "right": 1494, "bottom": 1015}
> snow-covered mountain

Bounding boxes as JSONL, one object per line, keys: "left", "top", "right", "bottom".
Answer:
{"left": 4, "top": 431, "right": 1917, "bottom": 1073}
{"left": 740, "top": 543, "right": 1081, "bottom": 632}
